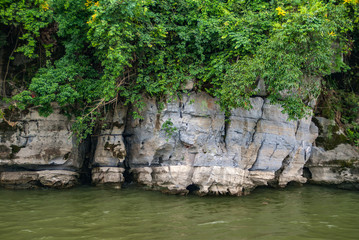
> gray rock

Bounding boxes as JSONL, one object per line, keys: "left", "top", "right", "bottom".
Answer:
{"left": 0, "top": 106, "right": 83, "bottom": 170}
{"left": 125, "top": 92, "right": 317, "bottom": 195}
{"left": 92, "top": 105, "right": 127, "bottom": 167}
{"left": 306, "top": 144, "right": 359, "bottom": 188}
{"left": 180, "top": 79, "right": 195, "bottom": 91}
{"left": 6, "top": 92, "right": 357, "bottom": 194}
{"left": 255, "top": 78, "right": 267, "bottom": 97}
{"left": 0, "top": 170, "right": 78, "bottom": 189}
{"left": 91, "top": 167, "right": 125, "bottom": 188}
{"left": 312, "top": 116, "right": 348, "bottom": 150}
{"left": 90, "top": 105, "right": 128, "bottom": 186}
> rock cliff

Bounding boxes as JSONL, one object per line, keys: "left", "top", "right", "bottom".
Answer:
{"left": 0, "top": 107, "right": 84, "bottom": 189}
{"left": 0, "top": 92, "right": 357, "bottom": 194}
{"left": 305, "top": 117, "right": 359, "bottom": 189}
{"left": 124, "top": 92, "right": 318, "bottom": 195}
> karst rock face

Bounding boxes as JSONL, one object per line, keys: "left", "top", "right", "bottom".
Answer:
{"left": 90, "top": 105, "right": 128, "bottom": 188}
{"left": 305, "top": 144, "right": 359, "bottom": 189}
{"left": 1, "top": 92, "right": 358, "bottom": 195}
{"left": 124, "top": 92, "right": 318, "bottom": 195}
{"left": 0, "top": 107, "right": 84, "bottom": 189}
{"left": 305, "top": 117, "right": 359, "bottom": 190}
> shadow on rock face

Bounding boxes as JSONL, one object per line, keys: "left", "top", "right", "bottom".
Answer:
{"left": 186, "top": 184, "right": 200, "bottom": 194}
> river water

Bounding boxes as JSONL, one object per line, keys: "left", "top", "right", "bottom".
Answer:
{"left": 0, "top": 185, "right": 358, "bottom": 240}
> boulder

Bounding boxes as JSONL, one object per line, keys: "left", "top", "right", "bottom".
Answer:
{"left": 306, "top": 144, "right": 359, "bottom": 189}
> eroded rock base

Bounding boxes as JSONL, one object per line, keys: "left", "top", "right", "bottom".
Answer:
{"left": 0, "top": 170, "right": 78, "bottom": 189}
{"left": 91, "top": 167, "right": 125, "bottom": 188}
{"left": 132, "top": 166, "right": 274, "bottom": 196}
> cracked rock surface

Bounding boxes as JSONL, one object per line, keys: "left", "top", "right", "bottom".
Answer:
{"left": 0, "top": 106, "right": 85, "bottom": 189}
{"left": 125, "top": 92, "right": 318, "bottom": 195}
{"left": 2, "top": 93, "right": 357, "bottom": 195}
{"left": 306, "top": 144, "right": 359, "bottom": 189}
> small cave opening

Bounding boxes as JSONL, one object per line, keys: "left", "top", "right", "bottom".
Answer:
{"left": 79, "top": 136, "right": 95, "bottom": 185}
{"left": 122, "top": 159, "right": 134, "bottom": 187}
{"left": 303, "top": 167, "right": 312, "bottom": 180}
{"left": 186, "top": 184, "right": 200, "bottom": 194}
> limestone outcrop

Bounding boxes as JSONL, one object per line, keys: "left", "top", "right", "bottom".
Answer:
{"left": 90, "top": 105, "right": 127, "bottom": 188}
{"left": 1, "top": 93, "right": 358, "bottom": 195}
{"left": 306, "top": 144, "right": 359, "bottom": 189}
{"left": 0, "top": 106, "right": 85, "bottom": 189}
{"left": 305, "top": 117, "right": 359, "bottom": 189}
{"left": 0, "top": 170, "right": 79, "bottom": 189}
{"left": 125, "top": 92, "right": 318, "bottom": 195}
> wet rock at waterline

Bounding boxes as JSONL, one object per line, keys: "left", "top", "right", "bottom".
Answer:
{"left": 0, "top": 170, "right": 78, "bottom": 189}
{"left": 1, "top": 93, "right": 358, "bottom": 195}
{"left": 91, "top": 167, "right": 125, "bottom": 188}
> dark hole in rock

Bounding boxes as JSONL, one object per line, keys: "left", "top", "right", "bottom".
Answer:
{"left": 79, "top": 136, "right": 93, "bottom": 185}
{"left": 186, "top": 184, "right": 200, "bottom": 193}
{"left": 123, "top": 169, "right": 134, "bottom": 184}
{"left": 287, "top": 181, "right": 303, "bottom": 187}
{"left": 122, "top": 159, "right": 134, "bottom": 186}
{"left": 303, "top": 167, "right": 312, "bottom": 179}
{"left": 63, "top": 152, "right": 71, "bottom": 160}
{"left": 159, "top": 157, "right": 163, "bottom": 164}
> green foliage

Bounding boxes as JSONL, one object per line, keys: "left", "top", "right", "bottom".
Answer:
{"left": 161, "top": 118, "right": 178, "bottom": 141}
{"left": 0, "top": 0, "right": 54, "bottom": 58}
{"left": 317, "top": 89, "right": 359, "bottom": 146}
{"left": 71, "top": 112, "right": 99, "bottom": 143}
{"left": 317, "top": 0, "right": 359, "bottom": 147}
{"left": 217, "top": 0, "right": 352, "bottom": 119}
{"left": 346, "top": 123, "right": 359, "bottom": 146}
{"left": 1, "top": 0, "right": 358, "bottom": 141}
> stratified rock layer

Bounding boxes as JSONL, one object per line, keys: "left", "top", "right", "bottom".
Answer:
{"left": 91, "top": 167, "right": 125, "bottom": 188}
{"left": 1, "top": 93, "right": 357, "bottom": 194}
{"left": 0, "top": 170, "right": 78, "bottom": 189}
{"left": 0, "top": 106, "right": 85, "bottom": 189}
{"left": 125, "top": 92, "right": 318, "bottom": 195}
{"left": 90, "top": 106, "right": 127, "bottom": 188}
{"left": 0, "top": 108, "right": 83, "bottom": 169}
{"left": 306, "top": 144, "right": 359, "bottom": 189}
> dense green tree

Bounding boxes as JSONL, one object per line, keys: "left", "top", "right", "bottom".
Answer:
{"left": 0, "top": 0, "right": 358, "bottom": 142}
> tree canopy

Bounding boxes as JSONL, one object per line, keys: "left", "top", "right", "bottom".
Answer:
{"left": 0, "top": 0, "right": 358, "bottom": 141}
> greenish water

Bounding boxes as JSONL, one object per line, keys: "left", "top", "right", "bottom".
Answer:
{"left": 0, "top": 185, "right": 358, "bottom": 240}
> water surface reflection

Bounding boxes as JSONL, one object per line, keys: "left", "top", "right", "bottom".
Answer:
{"left": 0, "top": 185, "right": 358, "bottom": 240}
